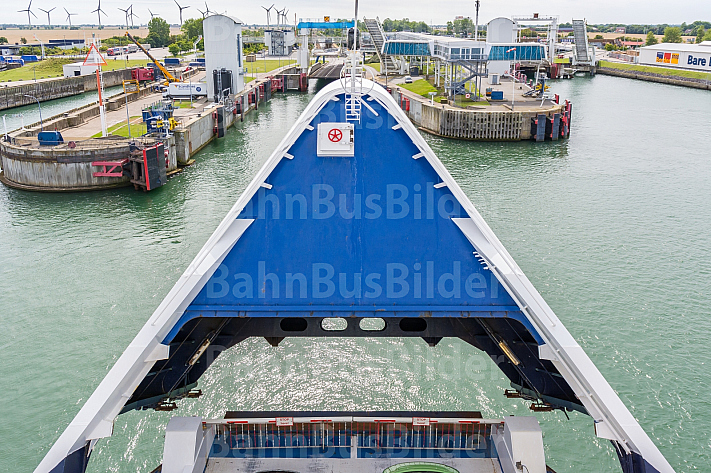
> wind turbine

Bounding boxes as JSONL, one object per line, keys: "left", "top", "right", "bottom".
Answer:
{"left": 64, "top": 7, "right": 77, "bottom": 26}
{"left": 38, "top": 7, "right": 56, "bottom": 26}
{"left": 17, "top": 1, "right": 37, "bottom": 26}
{"left": 197, "top": 1, "right": 212, "bottom": 19}
{"left": 147, "top": 8, "right": 156, "bottom": 19}
{"left": 91, "top": 0, "right": 108, "bottom": 27}
{"left": 174, "top": 0, "right": 189, "bottom": 25}
{"left": 282, "top": 9, "right": 289, "bottom": 27}
{"left": 261, "top": 4, "right": 274, "bottom": 28}
{"left": 118, "top": 6, "right": 130, "bottom": 28}
{"left": 275, "top": 7, "right": 284, "bottom": 27}
{"left": 129, "top": 5, "right": 139, "bottom": 27}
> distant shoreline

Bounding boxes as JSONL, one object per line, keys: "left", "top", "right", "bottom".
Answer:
{"left": 0, "top": 26, "right": 182, "bottom": 44}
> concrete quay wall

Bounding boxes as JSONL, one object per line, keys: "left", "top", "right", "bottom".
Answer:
{"left": 17, "top": 86, "right": 155, "bottom": 137}
{"left": 0, "top": 138, "right": 134, "bottom": 190}
{"left": 1, "top": 66, "right": 306, "bottom": 191}
{"left": 596, "top": 67, "right": 711, "bottom": 90}
{"left": 0, "top": 69, "right": 133, "bottom": 111}
{"left": 390, "top": 87, "right": 566, "bottom": 141}
{"left": 173, "top": 80, "right": 270, "bottom": 165}
{"left": 1, "top": 85, "right": 175, "bottom": 191}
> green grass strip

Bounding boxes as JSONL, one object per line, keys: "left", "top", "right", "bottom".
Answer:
{"left": 91, "top": 116, "right": 145, "bottom": 138}
{"left": 598, "top": 60, "right": 711, "bottom": 80}
{"left": 400, "top": 79, "right": 438, "bottom": 97}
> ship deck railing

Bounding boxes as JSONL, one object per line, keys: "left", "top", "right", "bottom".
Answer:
{"left": 203, "top": 416, "right": 503, "bottom": 460}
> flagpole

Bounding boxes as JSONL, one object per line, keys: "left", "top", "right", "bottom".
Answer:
{"left": 512, "top": 48, "right": 516, "bottom": 111}
{"left": 507, "top": 46, "right": 517, "bottom": 111}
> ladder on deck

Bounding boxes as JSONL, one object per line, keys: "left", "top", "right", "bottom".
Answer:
{"left": 343, "top": 63, "right": 363, "bottom": 123}
{"left": 572, "top": 19, "right": 595, "bottom": 66}
{"left": 363, "top": 17, "right": 398, "bottom": 73}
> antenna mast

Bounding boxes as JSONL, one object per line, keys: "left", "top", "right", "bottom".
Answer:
{"left": 474, "top": 0, "right": 480, "bottom": 41}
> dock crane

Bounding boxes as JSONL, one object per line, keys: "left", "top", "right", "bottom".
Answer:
{"left": 125, "top": 31, "right": 180, "bottom": 85}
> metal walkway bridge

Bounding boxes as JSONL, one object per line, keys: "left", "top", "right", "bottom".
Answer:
{"left": 363, "top": 17, "right": 399, "bottom": 73}
{"left": 572, "top": 19, "right": 595, "bottom": 67}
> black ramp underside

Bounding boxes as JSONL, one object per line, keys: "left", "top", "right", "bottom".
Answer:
{"left": 123, "top": 316, "right": 583, "bottom": 414}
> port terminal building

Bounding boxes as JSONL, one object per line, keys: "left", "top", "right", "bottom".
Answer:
{"left": 376, "top": 17, "right": 548, "bottom": 97}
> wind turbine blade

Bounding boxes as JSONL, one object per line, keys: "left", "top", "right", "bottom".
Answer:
{"left": 31, "top": 11, "right": 37, "bottom": 18}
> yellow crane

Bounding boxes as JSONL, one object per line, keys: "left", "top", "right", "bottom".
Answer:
{"left": 124, "top": 31, "right": 180, "bottom": 85}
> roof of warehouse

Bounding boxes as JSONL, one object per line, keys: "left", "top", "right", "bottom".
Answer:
{"left": 641, "top": 42, "right": 711, "bottom": 51}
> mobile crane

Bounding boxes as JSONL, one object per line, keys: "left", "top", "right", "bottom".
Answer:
{"left": 125, "top": 31, "right": 180, "bottom": 85}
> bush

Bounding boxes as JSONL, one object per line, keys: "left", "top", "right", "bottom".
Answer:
{"left": 645, "top": 31, "right": 658, "bottom": 46}
{"left": 662, "top": 27, "right": 682, "bottom": 43}
{"left": 168, "top": 43, "right": 180, "bottom": 57}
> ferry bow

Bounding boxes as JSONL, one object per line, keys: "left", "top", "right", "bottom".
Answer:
{"left": 35, "top": 78, "right": 674, "bottom": 473}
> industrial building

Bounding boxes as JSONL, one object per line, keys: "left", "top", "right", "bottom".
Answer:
{"left": 203, "top": 14, "right": 246, "bottom": 102}
{"left": 638, "top": 41, "right": 711, "bottom": 72}
{"left": 62, "top": 62, "right": 99, "bottom": 78}
{"left": 265, "top": 29, "right": 297, "bottom": 56}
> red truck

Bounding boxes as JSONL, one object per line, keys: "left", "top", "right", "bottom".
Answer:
{"left": 131, "top": 68, "right": 155, "bottom": 82}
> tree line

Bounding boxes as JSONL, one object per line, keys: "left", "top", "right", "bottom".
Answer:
{"left": 644, "top": 26, "right": 711, "bottom": 45}
{"left": 588, "top": 21, "right": 711, "bottom": 36}
{"left": 382, "top": 18, "right": 431, "bottom": 33}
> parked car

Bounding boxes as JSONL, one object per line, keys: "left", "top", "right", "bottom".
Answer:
{"left": 404, "top": 75, "right": 413, "bottom": 84}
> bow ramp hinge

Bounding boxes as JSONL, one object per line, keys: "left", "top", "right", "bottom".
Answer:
{"left": 317, "top": 123, "right": 354, "bottom": 157}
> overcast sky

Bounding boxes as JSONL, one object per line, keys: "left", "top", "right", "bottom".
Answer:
{"left": 6, "top": 0, "right": 711, "bottom": 28}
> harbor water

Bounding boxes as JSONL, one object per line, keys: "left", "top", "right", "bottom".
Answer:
{"left": 1, "top": 75, "right": 709, "bottom": 472}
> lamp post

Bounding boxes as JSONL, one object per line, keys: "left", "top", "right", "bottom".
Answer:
{"left": 33, "top": 34, "right": 45, "bottom": 60}
{"left": 23, "top": 94, "right": 43, "bottom": 131}
{"left": 507, "top": 47, "right": 517, "bottom": 110}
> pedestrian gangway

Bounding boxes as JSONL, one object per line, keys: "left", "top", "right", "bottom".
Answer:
{"left": 572, "top": 19, "right": 595, "bottom": 67}
{"left": 363, "top": 17, "right": 399, "bottom": 73}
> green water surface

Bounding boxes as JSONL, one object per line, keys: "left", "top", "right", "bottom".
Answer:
{"left": 0, "top": 75, "right": 709, "bottom": 472}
